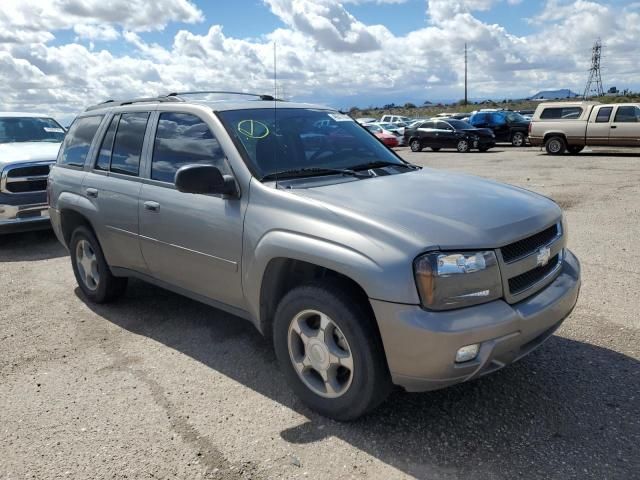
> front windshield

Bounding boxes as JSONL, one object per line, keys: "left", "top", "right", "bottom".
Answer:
{"left": 446, "top": 119, "right": 472, "bottom": 130}
{"left": 505, "top": 112, "right": 528, "bottom": 123}
{"left": 0, "top": 117, "right": 65, "bottom": 143}
{"left": 218, "top": 108, "right": 406, "bottom": 179}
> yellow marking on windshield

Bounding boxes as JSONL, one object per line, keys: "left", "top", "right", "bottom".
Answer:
{"left": 237, "top": 120, "right": 270, "bottom": 139}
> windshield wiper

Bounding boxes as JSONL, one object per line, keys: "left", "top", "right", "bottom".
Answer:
{"left": 261, "top": 167, "right": 371, "bottom": 181}
{"left": 348, "top": 160, "right": 420, "bottom": 171}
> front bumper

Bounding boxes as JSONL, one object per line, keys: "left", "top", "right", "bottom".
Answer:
{"left": 373, "top": 249, "right": 581, "bottom": 392}
{"left": 0, "top": 202, "right": 50, "bottom": 233}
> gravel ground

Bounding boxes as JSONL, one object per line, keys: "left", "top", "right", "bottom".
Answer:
{"left": 1, "top": 146, "right": 638, "bottom": 479}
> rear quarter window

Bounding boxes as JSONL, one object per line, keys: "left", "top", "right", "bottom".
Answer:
{"left": 58, "top": 115, "right": 104, "bottom": 167}
{"left": 540, "top": 107, "right": 583, "bottom": 120}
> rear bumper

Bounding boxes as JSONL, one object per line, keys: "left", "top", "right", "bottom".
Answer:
{"left": 0, "top": 202, "right": 50, "bottom": 233}
{"left": 372, "top": 249, "right": 581, "bottom": 392}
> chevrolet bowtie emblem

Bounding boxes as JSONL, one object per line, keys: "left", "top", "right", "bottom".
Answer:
{"left": 536, "top": 246, "right": 551, "bottom": 267}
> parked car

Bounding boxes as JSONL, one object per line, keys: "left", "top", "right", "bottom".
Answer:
{"left": 367, "top": 122, "right": 405, "bottom": 145}
{"left": 404, "top": 119, "right": 495, "bottom": 152}
{"left": 0, "top": 112, "right": 66, "bottom": 233}
{"left": 468, "top": 110, "right": 530, "bottom": 146}
{"left": 49, "top": 93, "right": 581, "bottom": 421}
{"left": 529, "top": 101, "right": 640, "bottom": 154}
{"left": 380, "top": 114, "right": 412, "bottom": 125}
{"left": 364, "top": 123, "right": 399, "bottom": 147}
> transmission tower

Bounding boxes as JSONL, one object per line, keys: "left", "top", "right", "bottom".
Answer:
{"left": 583, "top": 39, "right": 604, "bottom": 99}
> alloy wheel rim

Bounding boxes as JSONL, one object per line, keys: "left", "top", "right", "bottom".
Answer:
{"left": 513, "top": 133, "right": 524, "bottom": 146}
{"left": 458, "top": 140, "right": 468, "bottom": 151}
{"left": 411, "top": 140, "right": 420, "bottom": 151}
{"left": 549, "top": 140, "right": 561, "bottom": 153}
{"left": 287, "top": 309, "right": 354, "bottom": 398}
{"left": 76, "top": 239, "right": 100, "bottom": 291}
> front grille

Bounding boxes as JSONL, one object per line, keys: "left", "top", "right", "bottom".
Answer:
{"left": 501, "top": 224, "right": 559, "bottom": 263}
{"left": 1, "top": 163, "right": 51, "bottom": 194}
{"left": 508, "top": 254, "right": 559, "bottom": 295}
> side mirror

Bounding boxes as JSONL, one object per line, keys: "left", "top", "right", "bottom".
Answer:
{"left": 175, "top": 164, "right": 238, "bottom": 197}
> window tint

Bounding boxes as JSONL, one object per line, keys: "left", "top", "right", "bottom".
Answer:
{"left": 421, "top": 121, "right": 436, "bottom": 129}
{"left": 470, "top": 113, "right": 489, "bottom": 125}
{"left": 58, "top": 116, "right": 103, "bottom": 167}
{"left": 110, "top": 112, "right": 149, "bottom": 176}
{"left": 151, "top": 113, "right": 228, "bottom": 183}
{"left": 0, "top": 117, "right": 65, "bottom": 144}
{"left": 614, "top": 106, "right": 640, "bottom": 123}
{"left": 595, "top": 107, "right": 613, "bottom": 123}
{"left": 540, "top": 107, "right": 583, "bottom": 119}
{"left": 436, "top": 121, "right": 452, "bottom": 130}
{"left": 490, "top": 113, "right": 506, "bottom": 125}
{"left": 95, "top": 115, "right": 119, "bottom": 171}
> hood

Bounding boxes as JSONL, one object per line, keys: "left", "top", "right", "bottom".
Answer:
{"left": 290, "top": 169, "right": 561, "bottom": 251}
{"left": 0, "top": 142, "right": 61, "bottom": 167}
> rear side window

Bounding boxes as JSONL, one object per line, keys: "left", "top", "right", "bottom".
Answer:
{"left": 490, "top": 113, "right": 506, "bottom": 125}
{"left": 151, "top": 112, "right": 228, "bottom": 183}
{"left": 95, "top": 115, "right": 119, "bottom": 171}
{"left": 58, "top": 116, "right": 103, "bottom": 167}
{"left": 595, "top": 107, "right": 613, "bottom": 123}
{"left": 614, "top": 106, "right": 640, "bottom": 123}
{"left": 110, "top": 112, "right": 150, "bottom": 176}
{"left": 540, "top": 107, "right": 583, "bottom": 119}
{"left": 470, "top": 113, "right": 488, "bottom": 125}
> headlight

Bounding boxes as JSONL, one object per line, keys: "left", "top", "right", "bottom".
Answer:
{"left": 414, "top": 251, "right": 503, "bottom": 310}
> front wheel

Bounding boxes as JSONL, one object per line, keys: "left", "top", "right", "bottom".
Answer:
{"left": 273, "top": 282, "right": 391, "bottom": 421}
{"left": 511, "top": 131, "right": 526, "bottom": 147}
{"left": 410, "top": 139, "right": 422, "bottom": 152}
{"left": 545, "top": 136, "right": 566, "bottom": 155}
{"left": 70, "top": 226, "right": 127, "bottom": 303}
{"left": 456, "top": 139, "right": 470, "bottom": 152}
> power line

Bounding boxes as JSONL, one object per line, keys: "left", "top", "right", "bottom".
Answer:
{"left": 464, "top": 43, "right": 468, "bottom": 106}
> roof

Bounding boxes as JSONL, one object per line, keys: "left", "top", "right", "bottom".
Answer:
{"left": 0, "top": 112, "right": 52, "bottom": 118}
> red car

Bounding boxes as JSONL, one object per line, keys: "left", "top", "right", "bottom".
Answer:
{"left": 364, "top": 124, "right": 399, "bottom": 147}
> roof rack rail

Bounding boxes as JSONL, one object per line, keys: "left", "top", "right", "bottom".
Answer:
{"left": 84, "top": 96, "right": 183, "bottom": 112}
{"left": 166, "top": 90, "right": 278, "bottom": 101}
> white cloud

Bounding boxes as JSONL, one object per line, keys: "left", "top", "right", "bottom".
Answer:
{"left": 0, "top": 0, "right": 638, "bottom": 124}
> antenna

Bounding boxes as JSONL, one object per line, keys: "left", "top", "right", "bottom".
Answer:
{"left": 464, "top": 43, "right": 468, "bottom": 106}
{"left": 583, "top": 39, "right": 604, "bottom": 99}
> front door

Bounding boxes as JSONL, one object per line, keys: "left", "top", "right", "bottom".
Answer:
{"left": 435, "top": 121, "right": 457, "bottom": 147}
{"left": 138, "top": 112, "right": 245, "bottom": 309}
{"left": 609, "top": 105, "right": 640, "bottom": 147}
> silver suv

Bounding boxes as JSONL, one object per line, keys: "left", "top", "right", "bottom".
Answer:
{"left": 49, "top": 92, "right": 581, "bottom": 420}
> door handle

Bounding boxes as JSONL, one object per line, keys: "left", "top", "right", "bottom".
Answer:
{"left": 85, "top": 188, "right": 98, "bottom": 198}
{"left": 610, "top": 125, "right": 617, "bottom": 129}
{"left": 144, "top": 201, "right": 160, "bottom": 212}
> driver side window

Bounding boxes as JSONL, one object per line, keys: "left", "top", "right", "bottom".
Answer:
{"left": 151, "top": 112, "right": 230, "bottom": 184}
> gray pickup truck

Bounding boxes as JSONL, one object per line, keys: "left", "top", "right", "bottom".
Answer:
{"left": 49, "top": 93, "right": 581, "bottom": 420}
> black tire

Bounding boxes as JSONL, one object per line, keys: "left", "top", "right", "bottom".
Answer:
{"left": 273, "top": 282, "right": 392, "bottom": 421}
{"left": 70, "top": 226, "right": 127, "bottom": 303}
{"left": 430, "top": 147, "right": 441, "bottom": 152}
{"left": 410, "top": 139, "right": 422, "bottom": 152}
{"left": 456, "top": 139, "right": 470, "bottom": 153}
{"left": 511, "top": 131, "right": 526, "bottom": 147}
{"left": 545, "top": 136, "right": 566, "bottom": 155}
{"left": 567, "top": 145, "right": 584, "bottom": 155}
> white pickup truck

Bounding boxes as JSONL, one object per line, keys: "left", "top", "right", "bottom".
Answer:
{"left": 529, "top": 101, "right": 640, "bottom": 154}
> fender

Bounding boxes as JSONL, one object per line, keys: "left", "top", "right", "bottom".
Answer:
{"left": 243, "top": 229, "right": 389, "bottom": 327}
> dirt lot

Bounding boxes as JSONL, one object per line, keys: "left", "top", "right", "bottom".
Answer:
{"left": 1, "top": 146, "right": 638, "bottom": 480}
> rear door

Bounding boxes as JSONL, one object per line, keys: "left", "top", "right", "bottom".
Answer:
{"left": 609, "top": 105, "right": 640, "bottom": 147}
{"left": 138, "top": 111, "right": 245, "bottom": 309}
{"left": 416, "top": 121, "right": 437, "bottom": 146}
{"left": 489, "top": 113, "right": 511, "bottom": 142}
{"left": 82, "top": 111, "right": 150, "bottom": 272}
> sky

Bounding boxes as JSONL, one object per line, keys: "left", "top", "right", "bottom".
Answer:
{"left": 1, "top": 0, "right": 639, "bottom": 122}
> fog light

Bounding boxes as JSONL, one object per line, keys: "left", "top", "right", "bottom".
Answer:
{"left": 455, "top": 344, "right": 480, "bottom": 363}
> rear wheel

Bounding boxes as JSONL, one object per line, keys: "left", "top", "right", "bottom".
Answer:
{"left": 511, "top": 131, "right": 526, "bottom": 147}
{"left": 430, "top": 147, "right": 441, "bottom": 152}
{"left": 456, "top": 139, "right": 470, "bottom": 153}
{"left": 567, "top": 145, "right": 584, "bottom": 155}
{"left": 545, "top": 136, "right": 566, "bottom": 155}
{"left": 273, "top": 282, "right": 391, "bottom": 421}
{"left": 70, "top": 226, "right": 127, "bottom": 303}
{"left": 410, "top": 139, "right": 422, "bottom": 152}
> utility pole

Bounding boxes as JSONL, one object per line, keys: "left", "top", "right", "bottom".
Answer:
{"left": 464, "top": 43, "right": 468, "bottom": 105}
{"left": 583, "top": 39, "right": 604, "bottom": 99}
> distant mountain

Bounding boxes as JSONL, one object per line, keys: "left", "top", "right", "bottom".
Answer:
{"left": 529, "top": 89, "right": 580, "bottom": 100}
